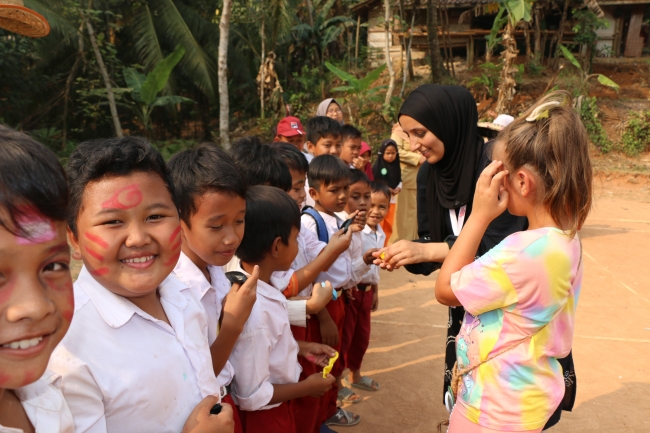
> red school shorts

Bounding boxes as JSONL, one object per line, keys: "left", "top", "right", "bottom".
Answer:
{"left": 222, "top": 394, "right": 243, "bottom": 433}
{"left": 341, "top": 284, "right": 374, "bottom": 372}
{"left": 239, "top": 401, "right": 296, "bottom": 433}
{"left": 291, "top": 323, "right": 321, "bottom": 433}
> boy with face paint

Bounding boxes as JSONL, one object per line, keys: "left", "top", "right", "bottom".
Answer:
{"left": 49, "top": 137, "right": 234, "bottom": 433}
{"left": 0, "top": 126, "right": 75, "bottom": 433}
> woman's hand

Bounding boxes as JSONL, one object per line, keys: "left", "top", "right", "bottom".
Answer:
{"left": 182, "top": 396, "right": 234, "bottom": 433}
{"left": 472, "top": 160, "right": 509, "bottom": 226}
{"left": 372, "top": 240, "right": 448, "bottom": 271}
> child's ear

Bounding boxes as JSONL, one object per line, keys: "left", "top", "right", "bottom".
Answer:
{"left": 306, "top": 141, "right": 315, "bottom": 152}
{"left": 308, "top": 187, "right": 319, "bottom": 201}
{"left": 271, "top": 236, "right": 283, "bottom": 258}
{"left": 67, "top": 227, "right": 82, "bottom": 261}
{"left": 517, "top": 169, "right": 536, "bottom": 198}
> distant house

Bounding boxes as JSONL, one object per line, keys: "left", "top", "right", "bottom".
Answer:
{"left": 351, "top": 0, "right": 650, "bottom": 66}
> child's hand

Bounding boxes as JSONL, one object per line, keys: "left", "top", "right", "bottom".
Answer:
{"left": 472, "top": 160, "right": 509, "bottom": 226}
{"left": 371, "top": 286, "right": 379, "bottom": 312}
{"left": 328, "top": 227, "right": 353, "bottom": 255}
{"left": 352, "top": 157, "right": 365, "bottom": 170}
{"left": 393, "top": 187, "right": 402, "bottom": 194}
{"left": 182, "top": 396, "right": 234, "bottom": 433}
{"left": 343, "top": 287, "right": 357, "bottom": 302}
{"left": 318, "top": 314, "right": 339, "bottom": 347}
{"left": 353, "top": 210, "right": 367, "bottom": 229}
{"left": 298, "top": 342, "right": 336, "bottom": 367}
{"left": 306, "top": 281, "right": 333, "bottom": 314}
{"left": 305, "top": 373, "right": 335, "bottom": 397}
{"left": 222, "top": 265, "right": 258, "bottom": 332}
{"left": 363, "top": 248, "right": 379, "bottom": 265}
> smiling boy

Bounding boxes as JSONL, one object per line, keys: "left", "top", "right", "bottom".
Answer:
{"left": 49, "top": 137, "right": 232, "bottom": 433}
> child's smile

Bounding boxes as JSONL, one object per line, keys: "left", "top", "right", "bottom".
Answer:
{"left": 71, "top": 172, "right": 181, "bottom": 299}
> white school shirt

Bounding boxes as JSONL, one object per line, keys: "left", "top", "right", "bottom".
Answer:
{"left": 173, "top": 252, "right": 235, "bottom": 388}
{"left": 228, "top": 277, "right": 301, "bottom": 411}
{"left": 49, "top": 267, "right": 221, "bottom": 433}
{"left": 0, "top": 371, "right": 74, "bottom": 433}
{"left": 271, "top": 223, "right": 327, "bottom": 298}
{"left": 335, "top": 211, "right": 371, "bottom": 288}
{"left": 301, "top": 211, "right": 351, "bottom": 289}
{"left": 359, "top": 224, "right": 385, "bottom": 285}
{"left": 223, "top": 257, "right": 308, "bottom": 327}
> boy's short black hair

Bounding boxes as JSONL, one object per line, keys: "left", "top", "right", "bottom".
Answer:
{"left": 341, "top": 124, "right": 362, "bottom": 143}
{"left": 236, "top": 185, "right": 300, "bottom": 263}
{"left": 66, "top": 136, "right": 173, "bottom": 236}
{"left": 268, "top": 142, "right": 309, "bottom": 174}
{"left": 306, "top": 116, "right": 342, "bottom": 145}
{"left": 168, "top": 143, "right": 246, "bottom": 227}
{"left": 308, "top": 155, "right": 351, "bottom": 191}
{"left": 230, "top": 137, "right": 292, "bottom": 192}
{"left": 0, "top": 125, "right": 69, "bottom": 237}
{"left": 349, "top": 169, "right": 370, "bottom": 187}
{"left": 371, "top": 180, "right": 391, "bottom": 200}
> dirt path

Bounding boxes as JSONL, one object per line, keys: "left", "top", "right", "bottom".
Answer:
{"left": 339, "top": 179, "right": 650, "bottom": 433}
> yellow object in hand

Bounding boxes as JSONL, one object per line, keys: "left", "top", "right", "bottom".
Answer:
{"left": 322, "top": 351, "right": 339, "bottom": 378}
{"left": 380, "top": 252, "right": 386, "bottom": 260}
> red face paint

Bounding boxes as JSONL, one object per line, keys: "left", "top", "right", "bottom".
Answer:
{"left": 0, "top": 372, "right": 11, "bottom": 386}
{"left": 163, "top": 251, "right": 181, "bottom": 267}
{"left": 84, "top": 246, "right": 105, "bottom": 262}
{"left": 169, "top": 225, "right": 181, "bottom": 243}
{"left": 84, "top": 232, "right": 109, "bottom": 249}
{"left": 20, "top": 370, "right": 35, "bottom": 387}
{"left": 101, "top": 184, "right": 143, "bottom": 210}
{"left": 62, "top": 308, "right": 74, "bottom": 323}
{"left": 14, "top": 207, "right": 57, "bottom": 245}
{"left": 90, "top": 267, "right": 109, "bottom": 277}
{"left": 0, "top": 281, "right": 14, "bottom": 306}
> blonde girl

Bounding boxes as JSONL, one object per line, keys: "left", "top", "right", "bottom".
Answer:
{"left": 435, "top": 91, "right": 592, "bottom": 432}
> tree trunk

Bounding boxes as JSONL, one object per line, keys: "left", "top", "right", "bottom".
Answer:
{"left": 427, "top": 0, "right": 445, "bottom": 82}
{"left": 260, "top": 18, "right": 265, "bottom": 120}
{"left": 533, "top": 4, "right": 542, "bottom": 63}
{"left": 400, "top": 11, "right": 416, "bottom": 97}
{"left": 63, "top": 28, "right": 84, "bottom": 147}
{"left": 523, "top": 21, "right": 532, "bottom": 69}
{"left": 355, "top": 14, "right": 361, "bottom": 66}
{"left": 218, "top": 0, "right": 233, "bottom": 148}
{"left": 305, "top": 0, "right": 314, "bottom": 26}
{"left": 552, "top": 0, "right": 570, "bottom": 70}
{"left": 82, "top": 12, "right": 123, "bottom": 138}
{"left": 384, "top": 0, "right": 396, "bottom": 107}
{"left": 495, "top": 22, "right": 518, "bottom": 114}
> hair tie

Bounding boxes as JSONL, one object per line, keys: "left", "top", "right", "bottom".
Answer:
{"left": 525, "top": 93, "right": 571, "bottom": 122}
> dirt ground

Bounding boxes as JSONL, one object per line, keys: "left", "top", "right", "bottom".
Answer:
{"left": 337, "top": 175, "right": 650, "bottom": 433}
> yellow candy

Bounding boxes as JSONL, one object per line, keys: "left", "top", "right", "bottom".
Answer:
{"left": 380, "top": 252, "right": 386, "bottom": 260}
{"left": 322, "top": 351, "right": 339, "bottom": 378}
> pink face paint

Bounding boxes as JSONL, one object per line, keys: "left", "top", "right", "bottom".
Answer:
{"left": 61, "top": 308, "right": 74, "bottom": 324}
{"left": 84, "top": 232, "right": 109, "bottom": 249}
{"left": 0, "top": 372, "right": 11, "bottom": 386}
{"left": 84, "top": 246, "right": 105, "bottom": 262}
{"left": 163, "top": 251, "right": 181, "bottom": 267}
{"left": 14, "top": 208, "right": 57, "bottom": 245}
{"left": 0, "top": 281, "right": 14, "bottom": 305}
{"left": 169, "top": 225, "right": 181, "bottom": 243}
{"left": 101, "top": 184, "right": 143, "bottom": 210}
{"left": 20, "top": 370, "right": 36, "bottom": 387}
{"left": 90, "top": 267, "right": 109, "bottom": 277}
{"left": 169, "top": 225, "right": 182, "bottom": 251}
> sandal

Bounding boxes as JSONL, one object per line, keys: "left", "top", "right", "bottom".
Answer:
{"left": 337, "top": 387, "right": 362, "bottom": 404}
{"left": 325, "top": 408, "right": 361, "bottom": 427}
{"left": 351, "top": 376, "right": 380, "bottom": 391}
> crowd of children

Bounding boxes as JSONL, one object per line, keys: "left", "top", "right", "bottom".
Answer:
{"left": 0, "top": 88, "right": 591, "bottom": 433}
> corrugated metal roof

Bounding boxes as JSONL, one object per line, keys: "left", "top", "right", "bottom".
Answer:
{"left": 351, "top": 0, "right": 491, "bottom": 13}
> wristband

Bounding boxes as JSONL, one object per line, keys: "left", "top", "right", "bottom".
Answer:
{"left": 321, "top": 282, "right": 338, "bottom": 300}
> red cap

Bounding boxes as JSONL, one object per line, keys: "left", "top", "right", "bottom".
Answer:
{"left": 276, "top": 116, "right": 305, "bottom": 137}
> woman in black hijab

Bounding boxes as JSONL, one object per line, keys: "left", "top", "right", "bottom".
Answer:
{"left": 377, "top": 84, "right": 572, "bottom": 430}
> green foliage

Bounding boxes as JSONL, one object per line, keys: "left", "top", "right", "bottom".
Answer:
{"left": 579, "top": 96, "right": 612, "bottom": 153}
{"left": 502, "top": 0, "right": 532, "bottom": 26}
{"left": 559, "top": 45, "right": 619, "bottom": 96}
{"left": 485, "top": 7, "right": 508, "bottom": 54}
{"left": 621, "top": 111, "right": 650, "bottom": 156}
{"left": 119, "top": 45, "right": 194, "bottom": 135}
{"left": 325, "top": 62, "right": 387, "bottom": 124}
{"left": 572, "top": 8, "right": 609, "bottom": 73}
{"left": 468, "top": 62, "right": 500, "bottom": 97}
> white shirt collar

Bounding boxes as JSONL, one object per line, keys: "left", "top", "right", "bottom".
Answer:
{"left": 174, "top": 252, "right": 213, "bottom": 300}
{"left": 233, "top": 260, "right": 288, "bottom": 304}
{"left": 75, "top": 266, "right": 188, "bottom": 329}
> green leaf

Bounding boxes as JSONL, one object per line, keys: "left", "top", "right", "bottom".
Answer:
{"left": 123, "top": 68, "right": 146, "bottom": 95}
{"left": 325, "top": 62, "right": 358, "bottom": 85}
{"left": 559, "top": 45, "right": 582, "bottom": 71}
{"left": 331, "top": 86, "right": 357, "bottom": 93}
{"left": 151, "top": 95, "right": 195, "bottom": 107}
{"left": 140, "top": 45, "right": 186, "bottom": 105}
{"left": 597, "top": 74, "right": 620, "bottom": 91}
{"left": 358, "top": 64, "right": 387, "bottom": 92}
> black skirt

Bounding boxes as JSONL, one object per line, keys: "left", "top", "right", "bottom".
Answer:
{"left": 442, "top": 307, "right": 577, "bottom": 430}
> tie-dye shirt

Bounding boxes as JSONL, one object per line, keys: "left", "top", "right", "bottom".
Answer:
{"left": 450, "top": 227, "right": 582, "bottom": 431}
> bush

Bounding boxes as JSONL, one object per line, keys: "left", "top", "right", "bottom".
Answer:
{"left": 580, "top": 97, "right": 612, "bottom": 153}
{"left": 621, "top": 111, "right": 650, "bottom": 156}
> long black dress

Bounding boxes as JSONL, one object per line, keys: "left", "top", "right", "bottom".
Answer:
{"left": 409, "top": 143, "right": 577, "bottom": 430}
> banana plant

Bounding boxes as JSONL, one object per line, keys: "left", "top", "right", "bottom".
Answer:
{"left": 121, "top": 45, "right": 195, "bottom": 136}
{"left": 559, "top": 44, "right": 619, "bottom": 96}
{"left": 325, "top": 62, "right": 387, "bottom": 125}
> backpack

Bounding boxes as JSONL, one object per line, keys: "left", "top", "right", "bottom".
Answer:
{"left": 301, "top": 206, "right": 329, "bottom": 243}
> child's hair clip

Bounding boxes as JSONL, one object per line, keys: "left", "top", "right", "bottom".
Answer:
{"left": 525, "top": 93, "right": 571, "bottom": 122}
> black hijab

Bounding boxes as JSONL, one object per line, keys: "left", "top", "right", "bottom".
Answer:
{"left": 372, "top": 139, "right": 401, "bottom": 189}
{"left": 399, "top": 85, "right": 483, "bottom": 243}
